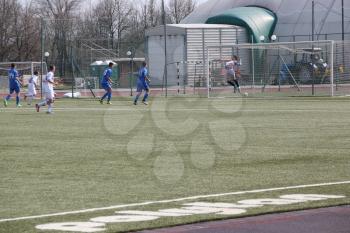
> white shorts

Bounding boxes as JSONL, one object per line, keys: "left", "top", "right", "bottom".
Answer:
{"left": 27, "top": 85, "right": 37, "bottom": 96}
{"left": 44, "top": 89, "right": 55, "bottom": 100}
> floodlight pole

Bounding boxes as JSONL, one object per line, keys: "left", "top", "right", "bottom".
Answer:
{"left": 40, "top": 18, "right": 45, "bottom": 100}
{"left": 127, "top": 49, "right": 134, "bottom": 96}
{"left": 162, "top": 0, "right": 168, "bottom": 97}
{"left": 311, "top": 0, "right": 315, "bottom": 95}
{"left": 312, "top": 0, "right": 315, "bottom": 42}
{"left": 341, "top": 0, "right": 345, "bottom": 82}
{"left": 342, "top": 0, "right": 345, "bottom": 41}
{"left": 331, "top": 40, "right": 334, "bottom": 97}
{"left": 71, "top": 45, "right": 74, "bottom": 99}
{"left": 251, "top": 35, "right": 255, "bottom": 89}
{"left": 131, "top": 56, "right": 134, "bottom": 96}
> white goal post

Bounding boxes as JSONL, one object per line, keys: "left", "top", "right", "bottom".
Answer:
{"left": 205, "top": 40, "right": 335, "bottom": 98}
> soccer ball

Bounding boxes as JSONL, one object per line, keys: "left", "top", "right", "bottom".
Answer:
{"left": 244, "top": 92, "right": 249, "bottom": 97}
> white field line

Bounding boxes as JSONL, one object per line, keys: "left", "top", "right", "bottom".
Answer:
{"left": 2, "top": 107, "right": 350, "bottom": 113}
{"left": 0, "top": 180, "right": 349, "bottom": 223}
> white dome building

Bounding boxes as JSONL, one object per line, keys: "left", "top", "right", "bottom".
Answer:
{"left": 145, "top": 0, "right": 349, "bottom": 94}
{"left": 182, "top": 0, "right": 350, "bottom": 41}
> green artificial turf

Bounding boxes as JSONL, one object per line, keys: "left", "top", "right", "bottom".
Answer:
{"left": 0, "top": 96, "right": 349, "bottom": 232}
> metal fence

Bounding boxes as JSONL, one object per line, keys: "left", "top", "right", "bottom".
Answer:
{"left": 1, "top": 20, "right": 350, "bottom": 99}
{"left": 205, "top": 40, "right": 350, "bottom": 98}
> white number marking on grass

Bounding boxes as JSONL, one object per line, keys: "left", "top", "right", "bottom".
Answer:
{"left": 36, "top": 194, "right": 344, "bottom": 232}
{"left": 0, "top": 180, "right": 349, "bottom": 223}
{"left": 35, "top": 222, "right": 106, "bottom": 232}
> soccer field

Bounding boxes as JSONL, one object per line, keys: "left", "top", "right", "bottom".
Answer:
{"left": 0, "top": 96, "right": 350, "bottom": 233}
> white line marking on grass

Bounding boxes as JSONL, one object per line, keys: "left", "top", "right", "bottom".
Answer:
{"left": 3, "top": 107, "right": 350, "bottom": 113}
{"left": 0, "top": 180, "right": 349, "bottom": 223}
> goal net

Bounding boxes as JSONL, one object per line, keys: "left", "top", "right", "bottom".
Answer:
{"left": 206, "top": 40, "right": 335, "bottom": 98}
{"left": 0, "top": 62, "right": 47, "bottom": 94}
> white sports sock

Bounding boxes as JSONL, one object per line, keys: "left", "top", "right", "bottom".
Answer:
{"left": 48, "top": 104, "right": 52, "bottom": 113}
{"left": 38, "top": 100, "right": 46, "bottom": 107}
{"left": 28, "top": 96, "right": 33, "bottom": 105}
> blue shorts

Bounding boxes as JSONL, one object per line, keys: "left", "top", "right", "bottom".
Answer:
{"left": 9, "top": 84, "right": 20, "bottom": 94}
{"left": 101, "top": 83, "right": 111, "bottom": 91}
{"left": 136, "top": 82, "right": 149, "bottom": 92}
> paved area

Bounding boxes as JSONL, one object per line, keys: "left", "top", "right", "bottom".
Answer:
{"left": 139, "top": 206, "right": 350, "bottom": 233}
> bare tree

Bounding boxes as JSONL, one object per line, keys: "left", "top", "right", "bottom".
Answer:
{"left": 167, "top": 0, "right": 197, "bottom": 24}
{"left": 146, "top": 0, "right": 162, "bottom": 28}
{"left": 126, "top": 7, "right": 144, "bottom": 43}
{"left": 35, "top": 0, "right": 82, "bottom": 76}
{"left": 13, "top": 1, "right": 41, "bottom": 61}
{"left": 131, "top": 0, "right": 162, "bottom": 39}
{"left": 0, "top": 0, "right": 19, "bottom": 61}
{"left": 94, "top": 0, "right": 132, "bottom": 57}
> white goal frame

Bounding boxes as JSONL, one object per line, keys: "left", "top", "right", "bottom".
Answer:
{"left": 205, "top": 40, "right": 335, "bottom": 98}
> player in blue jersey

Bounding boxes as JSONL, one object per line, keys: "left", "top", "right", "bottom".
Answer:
{"left": 134, "top": 62, "right": 150, "bottom": 105}
{"left": 4, "top": 63, "right": 22, "bottom": 107}
{"left": 99, "top": 62, "right": 114, "bottom": 105}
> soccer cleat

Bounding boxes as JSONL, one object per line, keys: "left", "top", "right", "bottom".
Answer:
{"left": 107, "top": 101, "right": 112, "bottom": 105}
{"left": 133, "top": 101, "right": 137, "bottom": 105}
{"left": 3, "top": 99, "right": 8, "bottom": 107}
{"left": 35, "top": 104, "right": 40, "bottom": 112}
{"left": 142, "top": 101, "right": 148, "bottom": 105}
{"left": 17, "top": 104, "right": 22, "bottom": 108}
{"left": 99, "top": 99, "right": 103, "bottom": 104}
{"left": 46, "top": 111, "right": 53, "bottom": 114}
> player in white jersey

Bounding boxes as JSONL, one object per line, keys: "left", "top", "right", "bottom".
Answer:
{"left": 25, "top": 71, "right": 39, "bottom": 105}
{"left": 36, "top": 66, "right": 56, "bottom": 114}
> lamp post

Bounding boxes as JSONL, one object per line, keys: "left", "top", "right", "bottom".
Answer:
{"left": 259, "top": 35, "right": 265, "bottom": 43}
{"left": 271, "top": 35, "right": 277, "bottom": 42}
{"left": 127, "top": 50, "right": 134, "bottom": 96}
{"left": 42, "top": 51, "right": 49, "bottom": 99}
{"left": 44, "top": 52, "right": 50, "bottom": 68}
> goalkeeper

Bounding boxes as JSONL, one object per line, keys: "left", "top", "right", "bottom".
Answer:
{"left": 225, "top": 55, "right": 241, "bottom": 93}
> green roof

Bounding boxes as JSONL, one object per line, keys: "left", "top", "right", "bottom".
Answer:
{"left": 205, "top": 6, "right": 277, "bottom": 43}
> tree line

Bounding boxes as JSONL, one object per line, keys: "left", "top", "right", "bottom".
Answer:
{"left": 0, "top": 0, "right": 197, "bottom": 76}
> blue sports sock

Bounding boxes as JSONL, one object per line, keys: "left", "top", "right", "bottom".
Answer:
{"left": 143, "top": 93, "right": 149, "bottom": 102}
{"left": 6, "top": 95, "right": 11, "bottom": 101}
{"left": 134, "top": 94, "right": 141, "bottom": 103}
{"left": 16, "top": 96, "right": 20, "bottom": 105}
{"left": 107, "top": 93, "right": 112, "bottom": 102}
{"left": 101, "top": 93, "right": 109, "bottom": 101}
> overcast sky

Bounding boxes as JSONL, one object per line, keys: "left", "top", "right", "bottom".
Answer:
{"left": 20, "top": 0, "right": 207, "bottom": 7}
